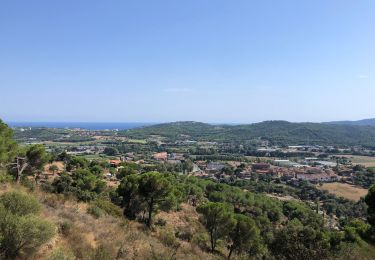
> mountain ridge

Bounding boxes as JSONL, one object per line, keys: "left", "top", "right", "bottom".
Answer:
{"left": 120, "top": 120, "right": 375, "bottom": 147}
{"left": 325, "top": 118, "right": 375, "bottom": 126}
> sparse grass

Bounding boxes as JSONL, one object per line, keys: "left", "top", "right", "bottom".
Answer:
{"left": 335, "top": 155, "right": 375, "bottom": 167}
{"left": 0, "top": 182, "right": 217, "bottom": 259}
{"left": 0, "top": 182, "right": 215, "bottom": 259}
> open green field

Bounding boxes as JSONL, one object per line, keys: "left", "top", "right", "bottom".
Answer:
{"left": 317, "top": 182, "right": 368, "bottom": 201}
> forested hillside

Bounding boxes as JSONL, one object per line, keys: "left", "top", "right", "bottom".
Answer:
{"left": 326, "top": 118, "right": 375, "bottom": 126}
{"left": 120, "top": 121, "right": 375, "bottom": 146}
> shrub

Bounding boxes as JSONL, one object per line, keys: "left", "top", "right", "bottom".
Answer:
{"left": 93, "top": 199, "right": 122, "bottom": 218}
{"left": 0, "top": 200, "right": 55, "bottom": 258}
{"left": 191, "top": 232, "right": 209, "bottom": 250}
{"left": 175, "top": 226, "right": 194, "bottom": 241}
{"left": 0, "top": 171, "right": 12, "bottom": 183}
{"left": 49, "top": 246, "right": 75, "bottom": 260}
{"left": 87, "top": 205, "right": 103, "bottom": 219}
{"left": 92, "top": 245, "right": 112, "bottom": 260}
{"left": 155, "top": 218, "right": 167, "bottom": 227}
{"left": 158, "top": 228, "right": 180, "bottom": 248}
{"left": 21, "top": 177, "right": 36, "bottom": 191}
{"left": 59, "top": 220, "right": 73, "bottom": 236}
{"left": 0, "top": 191, "right": 41, "bottom": 215}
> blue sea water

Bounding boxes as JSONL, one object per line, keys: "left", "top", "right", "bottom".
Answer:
{"left": 6, "top": 122, "right": 154, "bottom": 130}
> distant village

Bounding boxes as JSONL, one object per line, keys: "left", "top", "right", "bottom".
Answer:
{"left": 15, "top": 127, "right": 372, "bottom": 191}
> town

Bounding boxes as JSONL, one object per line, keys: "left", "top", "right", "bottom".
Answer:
{"left": 13, "top": 123, "right": 375, "bottom": 203}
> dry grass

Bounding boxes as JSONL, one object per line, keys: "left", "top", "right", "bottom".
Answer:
{"left": 0, "top": 183, "right": 216, "bottom": 259}
{"left": 335, "top": 155, "right": 375, "bottom": 167}
{"left": 44, "top": 162, "right": 65, "bottom": 172}
{"left": 317, "top": 182, "right": 368, "bottom": 201}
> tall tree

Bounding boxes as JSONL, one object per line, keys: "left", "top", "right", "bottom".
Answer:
{"left": 197, "top": 202, "right": 234, "bottom": 252}
{"left": 365, "top": 184, "right": 375, "bottom": 227}
{"left": 138, "top": 172, "right": 172, "bottom": 227}
{"left": 227, "top": 214, "right": 260, "bottom": 259}
{"left": 0, "top": 119, "right": 17, "bottom": 168}
{"left": 117, "top": 174, "right": 142, "bottom": 219}
{"left": 270, "top": 219, "right": 331, "bottom": 260}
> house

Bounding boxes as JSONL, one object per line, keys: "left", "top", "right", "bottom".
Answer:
{"left": 153, "top": 152, "right": 168, "bottom": 161}
{"left": 296, "top": 172, "right": 339, "bottom": 183}
{"left": 206, "top": 162, "right": 225, "bottom": 173}
{"left": 109, "top": 160, "right": 121, "bottom": 167}
{"left": 255, "top": 169, "right": 272, "bottom": 175}
{"left": 169, "top": 153, "right": 185, "bottom": 160}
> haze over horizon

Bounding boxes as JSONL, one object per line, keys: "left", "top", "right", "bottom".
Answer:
{"left": 1, "top": 1, "right": 374, "bottom": 123}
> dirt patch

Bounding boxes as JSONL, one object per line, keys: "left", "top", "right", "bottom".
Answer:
{"left": 317, "top": 182, "right": 368, "bottom": 201}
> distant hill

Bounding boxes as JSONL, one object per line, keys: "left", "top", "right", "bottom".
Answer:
{"left": 326, "top": 118, "right": 375, "bottom": 126}
{"left": 119, "top": 120, "right": 375, "bottom": 147}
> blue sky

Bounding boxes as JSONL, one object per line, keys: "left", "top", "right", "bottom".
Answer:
{"left": 1, "top": 0, "right": 374, "bottom": 123}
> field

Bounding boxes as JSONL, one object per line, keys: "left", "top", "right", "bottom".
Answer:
{"left": 335, "top": 155, "right": 375, "bottom": 167}
{"left": 127, "top": 139, "right": 147, "bottom": 144}
{"left": 317, "top": 182, "right": 368, "bottom": 201}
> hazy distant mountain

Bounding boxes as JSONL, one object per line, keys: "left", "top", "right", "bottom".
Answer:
{"left": 326, "top": 118, "right": 375, "bottom": 126}
{"left": 120, "top": 120, "right": 375, "bottom": 147}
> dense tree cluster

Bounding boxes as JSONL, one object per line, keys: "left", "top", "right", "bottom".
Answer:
{"left": 49, "top": 157, "right": 107, "bottom": 201}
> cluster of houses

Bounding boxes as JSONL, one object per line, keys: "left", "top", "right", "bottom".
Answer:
{"left": 191, "top": 158, "right": 345, "bottom": 184}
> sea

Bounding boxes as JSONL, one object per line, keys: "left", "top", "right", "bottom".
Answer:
{"left": 6, "top": 122, "right": 155, "bottom": 130}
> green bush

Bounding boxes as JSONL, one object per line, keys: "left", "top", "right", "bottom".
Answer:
{"left": 87, "top": 205, "right": 103, "bottom": 219}
{"left": 175, "top": 226, "right": 194, "bottom": 241}
{"left": 158, "top": 228, "right": 180, "bottom": 248}
{"left": 92, "top": 245, "right": 112, "bottom": 260}
{"left": 0, "top": 192, "right": 55, "bottom": 258}
{"left": 50, "top": 246, "right": 75, "bottom": 260}
{"left": 0, "top": 171, "right": 12, "bottom": 183}
{"left": 191, "top": 232, "right": 209, "bottom": 250}
{"left": 21, "top": 177, "right": 36, "bottom": 191}
{"left": 59, "top": 220, "right": 73, "bottom": 236}
{"left": 0, "top": 191, "right": 41, "bottom": 215}
{"left": 93, "top": 199, "right": 122, "bottom": 218}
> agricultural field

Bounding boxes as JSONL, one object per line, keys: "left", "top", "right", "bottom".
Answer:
{"left": 127, "top": 139, "right": 147, "bottom": 144}
{"left": 335, "top": 155, "right": 375, "bottom": 167}
{"left": 317, "top": 182, "right": 368, "bottom": 201}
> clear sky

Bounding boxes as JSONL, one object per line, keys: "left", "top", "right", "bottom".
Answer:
{"left": 1, "top": 0, "right": 374, "bottom": 123}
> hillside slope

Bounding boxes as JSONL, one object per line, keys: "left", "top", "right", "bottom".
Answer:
{"left": 326, "top": 118, "right": 375, "bottom": 126}
{"left": 120, "top": 121, "right": 375, "bottom": 146}
{"left": 0, "top": 184, "right": 214, "bottom": 260}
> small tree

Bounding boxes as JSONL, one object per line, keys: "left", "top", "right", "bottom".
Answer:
{"left": 227, "top": 214, "right": 260, "bottom": 259}
{"left": 49, "top": 165, "right": 59, "bottom": 174}
{"left": 11, "top": 145, "right": 50, "bottom": 184}
{"left": 103, "top": 147, "right": 118, "bottom": 156}
{"left": 138, "top": 172, "right": 172, "bottom": 227}
{"left": 197, "top": 202, "right": 235, "bottom": 252}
